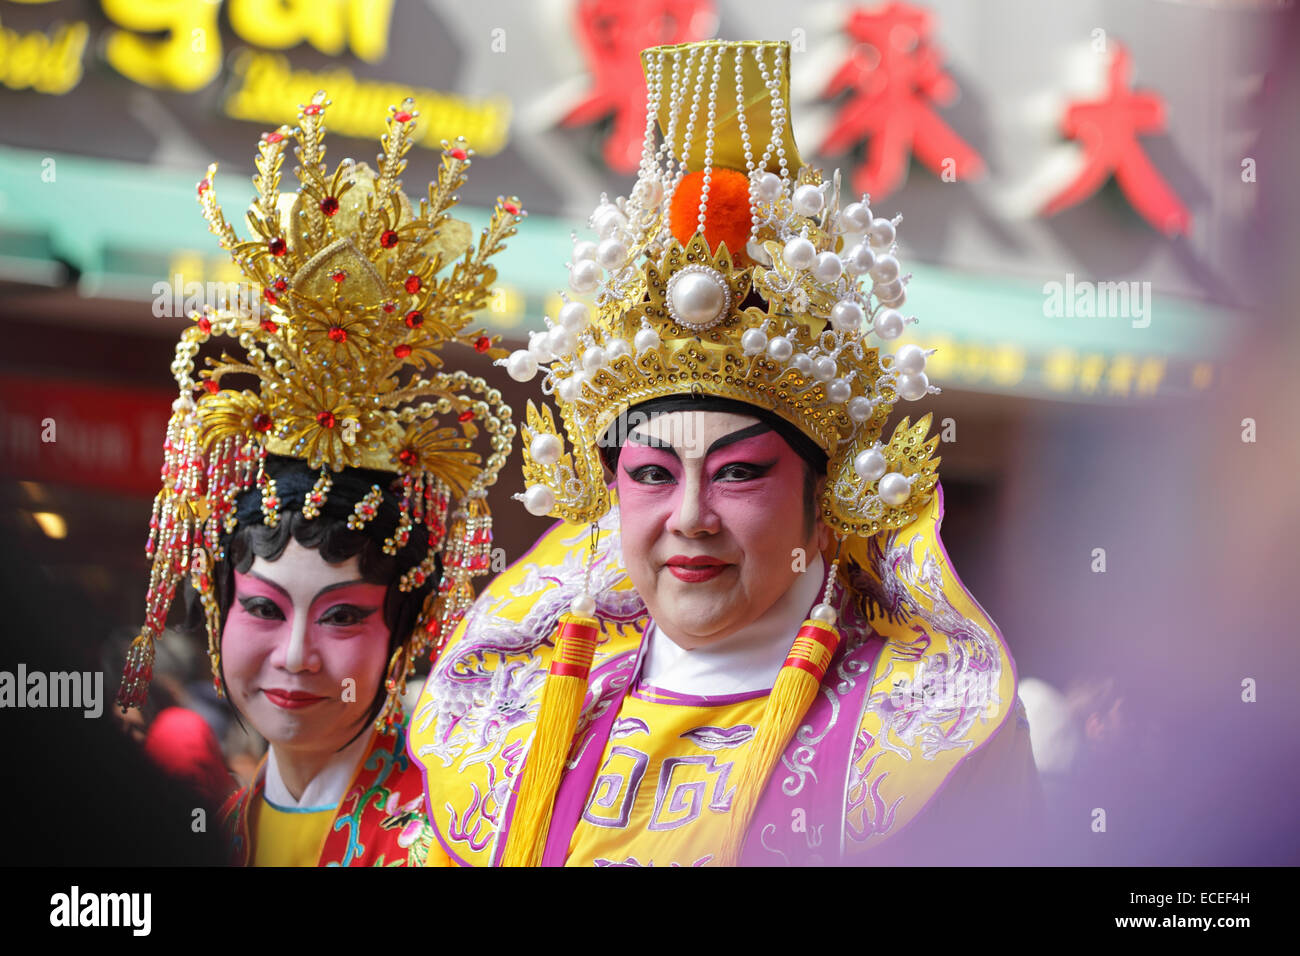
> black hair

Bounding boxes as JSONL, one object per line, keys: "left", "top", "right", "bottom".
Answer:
{"left": 185, "top": 455, "right": 438, "bottom": 746}
{"left": 599, "top": 395, "right": 828, "bottom": 536}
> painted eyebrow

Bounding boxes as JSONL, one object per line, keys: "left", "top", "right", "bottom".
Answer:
{"left": 625, "top": 422, "right": 773, "bottom": 460}
{"left": 247, "top": 571, "right": 370, "bottom": 604}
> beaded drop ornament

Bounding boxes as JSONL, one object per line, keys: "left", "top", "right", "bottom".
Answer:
{"left": 118, "top": 91, "right": 524, "bottom": 734}
{"left": 503, "top": 40, "right": 939, "bottom": 546}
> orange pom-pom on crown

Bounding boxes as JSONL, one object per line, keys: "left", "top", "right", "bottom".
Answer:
{"left": 668, "top": 168, "right": 752, "bottom": 263}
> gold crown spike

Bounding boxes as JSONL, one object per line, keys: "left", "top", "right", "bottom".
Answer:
{"left": 499, "top": 41, "right": 941, "bottom": 541}
{"left": 118, "top": 91, "right": 524, "bottom": 733}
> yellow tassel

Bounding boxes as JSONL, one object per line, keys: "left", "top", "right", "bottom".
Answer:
{"left": 716, "top": 618, "right": 840, "bottom": 866}
{"left": 500, "top": 612, "right": 600, "bottom": 867}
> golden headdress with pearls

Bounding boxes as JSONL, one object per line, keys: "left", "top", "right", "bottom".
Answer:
{"left": 505, "top": 40, "right": 939, "bottom": 540}
{"left": 118, "top": 91, "right": 524, "bottom": 732}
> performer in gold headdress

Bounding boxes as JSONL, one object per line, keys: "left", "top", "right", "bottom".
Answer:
{"left": 118, "top": 91, "right": 524, "bottom": 866}
{"left": 409, "top": 40, "right": 1041, "bottom": 866}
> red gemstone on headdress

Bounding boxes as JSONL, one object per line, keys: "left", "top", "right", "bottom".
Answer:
{"left": 320, "top": 196, "right": 340, "bottom": 216}
{"left": 382, "top": 301, "right": 396, "bottom": 313}
{"left": 273, "top": 277, "right": 288, "bottom": 292}
{"left": 316, "top": 411, "right": 336, "bottom": 429}
{"left": 503, "top": 200, "right": 520, "bottom": 215}
{"left": 331, "top": 270, "right": 346, "bottom": 283}
{"left": 394, "top": 343, "right": 412, "bottom": 358}
{"left": 458, "top": 410, "right": 474, "bottom": 422}
{"left": 449, "top": 148, "right": 468, "bottom": 161}
{"left": 253, "top": 413, "right": 273, "bottom": 432}
{"left": 474, "top": 336, "right": 492, "bottom": 353}
{"left": 398, "top": 449, "right": 418, "bottom": 467}
{"left": 328, "top": 326, "right": 348, "bottom": 343}
{"left": 264, "top": 131, "right": 285, "bottom": 144}
{"left": 303, "top": 104, "right": 323, "bottom": 116}
{"left": 404, "top": 275, "right": 422, "bottom": 294}
{"left": 268, "top": 238, "right": 287, "bottom": 257}
{"left": 404, "top": 311, "right": 423, "bottom": 329}
{"left": 203, "top": 380, "right": 219, "bottom": 394}
{"left": 394, "top": 110, "right": 413, "bottom": 123}
{"left": 197, "top": 316, "right": 212, "bottom": 334}
{"left": 380, "top": 229, "right": 400, "bottom": 248}
{"left": 261, "top": 318, "right": 279, "bottom": 333}
{"left": 197, "top": 180, "right": 210, "bottom": 196}
{"left": 263, "top": 289, "right": 278, "bottom": 304}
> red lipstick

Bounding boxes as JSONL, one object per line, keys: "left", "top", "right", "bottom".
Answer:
{"left": 264, "top": 688, "right": 328, "bottom": 709}
{"left": 664, "top": 555, "right": 729, "bottom": 582}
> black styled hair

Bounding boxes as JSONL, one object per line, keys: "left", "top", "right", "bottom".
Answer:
{"left": 186, "top": 455, "right": 439, "bottom": 746}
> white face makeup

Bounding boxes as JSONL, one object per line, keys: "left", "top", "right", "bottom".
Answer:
{"left": 614, "top": 410, "right": 828, "bottom": 650}
{"left": 221, "top": 540, "right": 391, "bottom": 762}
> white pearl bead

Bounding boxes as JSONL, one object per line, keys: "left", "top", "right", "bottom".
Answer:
{"left": 868, "top": 217, "right": 896, "bottom": 249}
{"left": 741, "top": 328, "right": 767, "bottom": 355}
{"left": 592, "top": 203, "right": 626, "bottom": 240}
{"left": 791, "top": 353, "right": 813, "bottom": 376}
{"left": 555, "top": 375, "right": 580, "bottom": 403}
{"left": 669, "top": 271, "right": 728, "bottom": 327}
{"left": 873, "top": 309, "right": 904, "bottom": 340}
{"left": 767, "top": 335, "right": 793, "bottom": 362}
{"left": 605, "top": 337, "right": 631, "bottom": 360}
{"left": 813, "top": 356, "right": 837, "bottom": 382}
{"left": 570, "top": 592, "right": 597, "bottom": 617}
{"left": 782, "top": 236, "right": 816, "bottom": 271}
{"left": 847, "top": 396, "right": 874, "bottom": 423}
{"left": 827, "top": 378, "right": 851, "bottom": 403}
{"left": 529, "top": 433, "right": 561, "bottom": 466}
{"left": 813, "top": 251, "right": 843, "bottom": 283}
{"left": 521, "top": 484, "right": 555, "bottom": 516}
{"left": 894, "top": 344, "right": 927, "bottom": 375}
{"left": 854, "top": 449, "right": 886, "bottom": 481}
{"left": 896, "top": 371, "right": 930, "bottom": 401}
{"left": 569, "top": 259, "right": 601, "bottom": 294}
{"left": 582, "top": 346, "right": 607, "bottom": 373}
{"left": 873, "top": 278, "right": 903, "bottom": 300}
{"left": 754, "top": 172, "right": 782, "bottom": 201}
{"left": 810, "top": 603, "right": 837, "bottom": 624}
{"left": 869, "top": 254, "right": 899, "bottom": 283}
{"left": 878, "top": 472, "right": 911, "bottom": 506}
{"left": 547, "top": 325, "right": 576, "bottom": 356}
{"left": 572, "top": 240, "right": 597, "bottom": 262}
{"left": 830, "top": 299, "right": 864, "bottom": 332}
{"left": 633, "top": 178, "right": 664, "bottom": 206}
{"left": 558, "top": 301, "right": 590, "bottom": 332}
{"left": 841, "top": 202, "right": 872, "bottom": 233}
{"left": 596, "top": 238, "right": 628, "bottom": 271}
{"left": 843, "top": 243, "right": 876, "bottom": 276}
{"left": 793, "top": 184, "right": 825, "bottom": 217}
{"left": 506, "top": 349, "right": 537, "bottom": 382}
{"left": 880, "top": 288, "right": 906, "bottom": 308}
{"left": 633, "top": 328, "right": 660, "bottom": 353}
{"left": 527, "top": 331, "right": 554, "bottom": 362}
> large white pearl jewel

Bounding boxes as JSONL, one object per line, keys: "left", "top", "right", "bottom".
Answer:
{"left": 894, "top": 344, "right": 927, "bottom": 375}
{"left": 754, "top": 172, "right": 782, "bottom": 201}
{"left": 896, "top": 371, "right": 930, "bottom": 401}
{"left": 826, "top": 378, "right": 851, "bottom": 403}
{"left": 572, "top": 240, "right": 597, "bottom": 262}
{"left": 791, "top": 353, "right": 814, "bottom": 376}
{"left": 878, "top": 472, "right": 912, "bottom": 506}
{"left": 596, "top": 238, "right": 628, "bottom": 270}
{"left": 810, "top": 603, "right": 837, "bottom": 625}
{"left": 506, "top": 349, "right": 537, "bottom": 382}
{"left": 869, "top": 254, "right": 900, "bottom": 283}
{"left": 831, "top": 299, "right": 864, "bottom": 332}
{"left": 633, "top": 327, "right": 660, "bottom": 353}
{"left": 666, "top": 266, "right": 730, "bottom": 329}
{"left": 558, "top": 301, "right": 589, "bottom": 332}
{"left": 547, "top": 325, "right": 576, "bottom": 356}
{"left": 868, "top": 217, "right": 896, "bottom": 249}
{"left": 767, "top": 336, "right": 793, "bottom": 361}
{"left": 570, "top": 592, "right": 597, "bottom": 617}
{"left": 569, "top": 259, "right": 601, "bottom": 294}
{"left": 793, "top": 184, "right": 825, "bottom": 216}
{"left": 843, "top": 243, "right": 875, "bottom": 276}
{"left": 527, "top": 331, "right": 553, "bottom": 362}
{"left": 582, "top": 346, "right": 607, "bottom": 373}
{"left": 592, "top": 203, "right": 626, "bottom": 239}
{"left": 847, "top": 396, "right": 875, "bottom": 422}
{"left": 813, "top": 251, "right": 843, "bottom": 283}
{"left": 605, "top": 337, "right": 631, "bottom": 360}
{"left": 812, "top": 356, "right": 837, "bottom": 381}
{"left": 521, "top": 484, "right": 555, "bottom": 516}
{"left": 782, "top": 236, "right": 816, "bottom": 271}
{"left": 529, "top": 433, "right": 562, "bottom": 465}
{"left": 741, "top": 328, "right": 767, "bottom": 355}
{"left": 841, "top": 202, "right": 872, "bottom": 233}
{"left": 854, "top": 448, "right": 886, "bottom": 481}
{"left": 633, "top": 178, "right": 664, "bottom": 206}
{"left": 873, "top": 308, "right": 905, "bottom": 339}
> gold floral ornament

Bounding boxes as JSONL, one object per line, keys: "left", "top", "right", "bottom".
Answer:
{"left": 504, "top": 41, "right": 939, "bottom": 542}
{"left": 118, "top": 91, "right": 524, "bottom": 736}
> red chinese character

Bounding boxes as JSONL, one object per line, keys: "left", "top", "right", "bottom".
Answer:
{"left": 820, "top": 2, "right": 985, "bottom": 199}
{"left": 562, "top": 0, "right": 717, "bottom": 173}
{"left": 1042, "top": 43, "right": 1190, "bottom": 236}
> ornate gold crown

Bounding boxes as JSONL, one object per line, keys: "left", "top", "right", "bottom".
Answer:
{"left": 118, "top": 91, "right": 524, "bottom": 732}
{"left": 502, "top": 41, "right": 938, "bottom": 542}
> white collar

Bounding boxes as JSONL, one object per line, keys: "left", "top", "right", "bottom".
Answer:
{"left": 263, "top": 730, "right": 373, "bottom": 811}
{"left": 641, "top": 553, "right": 826, "bottom": 697}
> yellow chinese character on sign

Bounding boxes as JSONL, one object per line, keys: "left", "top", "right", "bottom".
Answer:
{"left": 1078, "top": 354, "right": 1106, "bottom": 394}
{"left": 1043, "top": 349, "right": 1076, "bottom": 392}
{"left": 989, "top": 345, "right": 1026, "bottom": 388}
{"left": 102, "top": 0, "right": 221, "bottom": 92}
{"left": 1135, "top": 357, "right": 1165, "bottom": 396}
{"left": 228, "top": 0, "right": 394, "bottom": 62}
{"left": 1106, "top": 354, "right": 1135, "bottom": 397}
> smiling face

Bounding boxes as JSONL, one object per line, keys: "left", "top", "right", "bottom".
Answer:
{"left": 221, "top": 539, "right": 392, "bottom": 759}
{"left": 615, "top": 410, "right": 828, "bottom": 650}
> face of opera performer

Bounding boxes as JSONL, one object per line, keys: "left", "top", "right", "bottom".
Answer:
{"left": 221, "top": 540, "right": 390, "bottom": 762}
{"left": 615, "top": 410, "right": 829, "bottom": 650}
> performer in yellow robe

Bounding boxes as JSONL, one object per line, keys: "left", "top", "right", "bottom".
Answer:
{"left": 117, "top": 92, "right": 524, "bottom": 866}
{"left": 410, "top": 39, "right": 1042, "bottom": 866}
